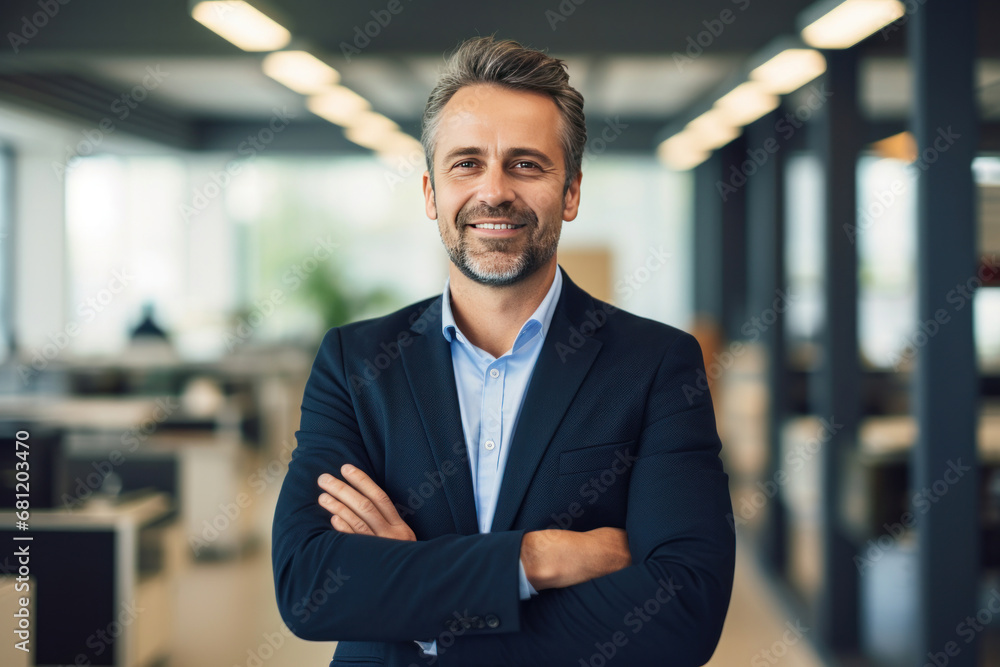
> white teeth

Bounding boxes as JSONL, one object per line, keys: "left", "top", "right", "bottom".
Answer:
{"left": 473, "top": 223, "right": 519, "bottom": 229}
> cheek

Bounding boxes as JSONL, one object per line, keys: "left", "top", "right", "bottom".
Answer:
{"left": 435, "top": 186, "right": 472, "bottom": 218}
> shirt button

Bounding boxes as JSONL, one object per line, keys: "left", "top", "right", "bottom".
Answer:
{"left": 489, "top": 368, "right": 500, "bottom": 378}
{"left": 484, "top": 440, "right": 495, "bottom": 450}
{"left": 485, "top": 613, "right": 500, "bottom": 628}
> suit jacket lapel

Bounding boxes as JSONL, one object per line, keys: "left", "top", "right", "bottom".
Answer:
{"left": 399, "top": 299, "right": 480, "bottom": 536}
{"left": 489, "top": 268, "right": 604, "bottom": 533}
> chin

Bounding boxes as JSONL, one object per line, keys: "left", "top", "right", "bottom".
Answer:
{"left": 461, "top": 255, "right": 530, "bottom": 286}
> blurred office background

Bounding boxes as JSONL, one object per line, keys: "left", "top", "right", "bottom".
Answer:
{"left": 0, "top": 0, "right": 998, "bottom": 665}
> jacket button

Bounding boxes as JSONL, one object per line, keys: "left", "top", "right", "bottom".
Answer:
{"left": 485, "top": 613, "right": 500, "bottom": 628}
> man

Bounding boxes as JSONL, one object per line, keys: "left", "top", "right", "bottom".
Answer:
{"left": 272, "top": 36, "right": 735, "bottom": 667}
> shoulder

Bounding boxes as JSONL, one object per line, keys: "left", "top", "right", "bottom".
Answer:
{"left": 584, "top": 296, "right": 698, "bottom": 359}
{"left": 315, "top": 294, "right": 442, "bottom": 352}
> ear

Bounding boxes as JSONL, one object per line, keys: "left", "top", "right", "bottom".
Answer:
{"left": 422, "top": 171, "right": 437, "bottom": 220}
{"left": 562, "top": 171, "right": 582, "bottom": 222}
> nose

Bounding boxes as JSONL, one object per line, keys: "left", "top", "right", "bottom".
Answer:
{"left": 478, "top": 164, "right": 516, "bottom": 209}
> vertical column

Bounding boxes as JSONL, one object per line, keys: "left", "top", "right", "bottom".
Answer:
{"left": 745, "top": 110, "right": 788, "bottom": 574}
{"left": 692, "top": 138, "right": 748, "bottom": 343}
{"left": 808, "top": 48, "right": 860, "bottom": 652}
{"left": 910, "top": 1, "right": 980, "bottom": 663}
{"left": 693, "top": 154, "right": 724, "bottom": 328}
{"left": 718, "top": 137, "right": 749, "bottom": 342}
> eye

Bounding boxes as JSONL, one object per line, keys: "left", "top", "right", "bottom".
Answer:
{"left": 513, "top": 161, "right": 539, "bottom": 169}
{"left": 453, "top": 160, "right": 477, "bottom": 169}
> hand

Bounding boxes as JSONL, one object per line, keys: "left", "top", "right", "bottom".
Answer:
{"left": 520, "top": 527, "right": 631, "bottom": 590}
{"left": 317, "top": 464, "right": 416, "bottom": 541}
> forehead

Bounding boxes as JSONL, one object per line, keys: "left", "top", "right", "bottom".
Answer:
{"left": 434, "top": 84, "right": 564, "bottom": 157}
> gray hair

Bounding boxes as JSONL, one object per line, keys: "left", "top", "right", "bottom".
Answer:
{"left": 421, "top": 36, "right": 586, "bottom": 192}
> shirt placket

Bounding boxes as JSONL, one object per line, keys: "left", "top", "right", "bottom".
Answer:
{"left": 477, "top": 358, "right": 505, "bottom": 533}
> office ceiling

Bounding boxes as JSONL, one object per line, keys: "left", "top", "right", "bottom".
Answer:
{"left": 0, "top": 0, "right": 998, "bottom": 153}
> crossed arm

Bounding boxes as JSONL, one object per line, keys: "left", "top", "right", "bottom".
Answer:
{"left": 316, "top": 464, "right": 633, "bottom": 591}
{"left": 272, "top": 328, "right": 735, "bottom": 666}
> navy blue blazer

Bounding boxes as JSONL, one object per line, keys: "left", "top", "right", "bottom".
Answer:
{"left": 272, "top": 266, "right": 735, "bottom": 666}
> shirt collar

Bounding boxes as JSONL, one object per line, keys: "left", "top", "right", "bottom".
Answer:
{"left": 441, "top": 266, "right": 563, "bottom": 354}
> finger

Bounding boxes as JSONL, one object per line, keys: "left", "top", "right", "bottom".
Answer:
{"left": 317, "top": 472, "right": 393, "bottom": 535}
{"left": 338, "top": 464, "right": 409, "bottom": 527}
{"left": 330, "top": 514, "right": 355, "bottom": 534}
{"left": 318, "top": 493, "right": 374, "bottom": 536}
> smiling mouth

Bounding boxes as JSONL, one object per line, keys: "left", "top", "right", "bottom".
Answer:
{"left": 467, "top": 221, "right": 526, "bottom": 230}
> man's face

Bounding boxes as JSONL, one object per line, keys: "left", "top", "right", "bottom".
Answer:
{"left": 422, "top": 84, "right": 582, "bottom": 287}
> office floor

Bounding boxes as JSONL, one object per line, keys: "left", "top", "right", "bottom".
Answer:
{"left": 166, "top": 487, "right": 827, "bottom": 667}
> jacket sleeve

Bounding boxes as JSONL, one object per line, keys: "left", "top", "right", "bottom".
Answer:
{"left": 436, "top": 332, "right": 736, "bottom": 667}
{"left": 271, "top": 327, "right": 528, "bottom": 641}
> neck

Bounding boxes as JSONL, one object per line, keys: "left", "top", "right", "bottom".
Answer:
{"left": 447, "top": 260, "right": 557, "bottom": 358}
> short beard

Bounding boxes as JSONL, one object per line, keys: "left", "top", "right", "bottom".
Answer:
{"left": 444, "top": 202, "right": 560, "bottom": 287}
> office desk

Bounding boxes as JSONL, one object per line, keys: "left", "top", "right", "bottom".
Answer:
{"left": 0, "top": 493, "right": 175, "bottom": 667}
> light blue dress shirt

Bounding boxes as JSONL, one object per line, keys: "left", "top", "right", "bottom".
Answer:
{"left": 414, "top": 266, "right": 562, "bottom": 656}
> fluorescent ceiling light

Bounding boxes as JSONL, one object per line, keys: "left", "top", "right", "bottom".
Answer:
{"left": 344, "top": 111, "right": 400, "bottom": 150}
{"left": 263, "top": 50, "right": 340, "bottom": 94}
{"left": 801, "top": 0, "right": 906, "bottom": 49}
{"left": 685, "top": 109, "right": 741, "bottom": 150}
{"left": 307, "top": 86, "right": 371, "bottom": 126}
{"left": 376, "top": 133, "right": 425, "bottom": 161}
{"left": 657, "top": 132, "right": 711, "bottom": 171}
{"left": 713, "top": 81, "right": 780, "bottom": 127}
{"left": 192, "top": 1, "right": 290, "bottom": 51}
{"left": 750, "top": 49, "right": 827, "bottom": 95}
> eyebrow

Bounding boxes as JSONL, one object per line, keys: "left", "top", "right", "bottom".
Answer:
{"left": 441, "top": 146, "right": 557, "bottom": 168}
